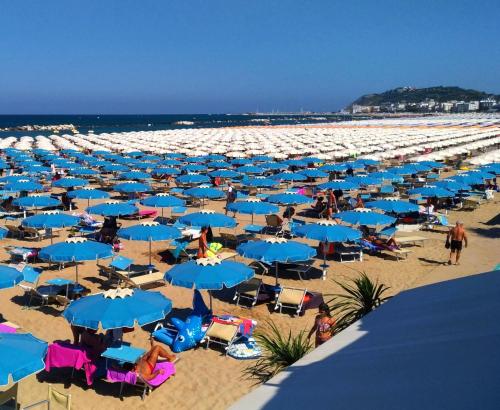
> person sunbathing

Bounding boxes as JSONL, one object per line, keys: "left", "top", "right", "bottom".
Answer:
{"left": 135, "top": 340, "right": 176, "bottom": 381}
{"left": 365, "top": 234, "right": 399, "bottom": 250}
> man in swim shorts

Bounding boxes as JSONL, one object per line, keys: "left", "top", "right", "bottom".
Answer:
{"left": 447, "top": 221, "right": 468, "bottom": 265}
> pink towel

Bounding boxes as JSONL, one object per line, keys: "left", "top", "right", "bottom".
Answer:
{"left": 106, "top": 361, "right": 175, "bottom": 387}
{"left": 45, "top": 342, "right": 98, "bottom": 386}
{"left": 0, "top": 324, "right": 16, "bottom": 333}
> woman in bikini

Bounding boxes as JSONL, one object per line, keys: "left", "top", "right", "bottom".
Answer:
{"left": 308, "top": 303, "right": 336, "bottom": 347}
{"left": 135, "top": 340, "right": 177, "bottom": 381}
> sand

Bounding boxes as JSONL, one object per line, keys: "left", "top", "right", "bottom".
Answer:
{"left": 0, "top": 184, "right": 498, "bottom": 410}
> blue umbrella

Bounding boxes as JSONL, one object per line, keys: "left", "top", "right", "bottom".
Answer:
{"left": 284, "top": 159, "right": 308, "bottom": 168}
{"left": 53, "top": 177, "right": 89, "bottom": 188}
{"left": 62, "top": 288, "right": 172, "bottom": 330}
{"left": 434, "top": 180, "right": 471, "bottom": 192}
{"left": 158, "top": 159, "right": 182, "bottom": 167}
{"left": 176, "top": 174, "right": 211, "bottom": 185}
{"left": 140, "top": 194, "right": 185, "bottom": 218}
{"left": 152, "top": 167, "right": 181, "bottom": 176}
{"left": 69, "top": 168, "right": 99, "bottom": 176}
{"left": 4, "top": 180, "right": 43, "bottom": 192}
{"left": 179, "top": 210, "right": 236, "bottom": 228}
{"left": 227, "top": 199, "right": 279, "bottom": 223}
{"left": 318, "top": 180, "right": 358, "bottom": 190}
{"left": 165, "top": 258, "right": 254, "bottom": 290}
{"left": 87, "top": 201, "right": 139, "bottom": 217}
{"left": 252, "top": 155, "right": 273, "bottom": 162}
{"left": 237, "top": 238, "right": 316, "bottom": 284}
{"left": 408, "top": 186, "right": 454, "bottom": 198}
{"left": 237, "top": 165, "right": 265, "bottom": 175}
{"left": 39, "top": 238, "right": 113, "bottom": 283}
{"left": 271, "top": 172, "right": 307, "bottom": 182}
{"left": 208, "top": 169, "right": 240, "bottom": 178}
{"left": 301, "top": 169, "right": 328, "bottom": 178}
{"left": 346, "top": 176, "right": 383, "bottom": 186}
{"left": 260, "top": 162, "right": 287, "bottom": 171}
{"left": 266, "top": 192, "right": 313, "bottom": 206}
{"left": 242, "top": 177, "right": 279, "bottom": 188}
{"left": 231, "top": 158, "right": 253, "bottom": 166}
{"left": 118, "top": 222, "right": 181, "bottom": 265}
{"left": 102, "top": 164, "right": 130, "bottom": 172}
{"left": 22, "top": 212, "right": 80, "bottom": 243}
{"left": 207, "top": 161, "right": 231, "bottom": 169}
{"left": 294, "top": 221, "right": 362, "bottom": 243}
{"left": 120, "top": 171, "right": 151, "bottom": 180}
{"left": 13, "top": 195, "right": 61, "bottom": 209}
{"left": 369, "top": 172, "right": 404, "bottom": 183}
{"left": 294, "top": 220, "right": 361, "bottom": 278}
{"left": 319, "top": 163, "right": 348, "bottom": 172}
{"left": 68, "top": 188, "right": 110, "bottom": 207}
{"left": 335, "top": 210, "right": 396, "bottom": 227}
{"left": 0, "top": 333, "right": 48, "bottom": 386}
{"left": 183, "top": 187, "right": 225, "bottom": 206}
{"left": 365, "top": 199, "right": 419, "bottom": 214}
{"left": 182, "top": 164, "right": 208, "bottom": 173}
{"left": 114, "top": 182, "right": 151, "bottom": 194}
{"left": 0, "top": 265, "right": 24, "bottom": 289}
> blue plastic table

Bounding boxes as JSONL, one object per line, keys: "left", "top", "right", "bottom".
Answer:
{"left": 102, "top": 344, "right": 146, "bottom": 365}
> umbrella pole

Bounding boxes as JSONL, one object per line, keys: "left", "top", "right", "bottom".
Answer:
{"left": 149, "top": 240, "right": 152, "bottom": 267}
{"left": 323, "top": 242, "right": 327, "bottom": 280}
{"left": 75, "top": 263, "right": 79, "bottom": 284}
{"left": 209, "top": 290, "right": 213, "bottom": 311}
{"left": 275, "top": 262, "right": 279, "bottom": 286}
{"left": 251, "top": 213, "right": 254, "bottom": 225}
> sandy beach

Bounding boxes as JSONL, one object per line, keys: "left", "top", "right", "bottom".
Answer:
{"left": 1, "top": 176, "right": 498, "bottom": 410}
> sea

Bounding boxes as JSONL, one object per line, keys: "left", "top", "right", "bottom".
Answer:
{"left": 0, "top": 114, "right": 352, "bottom": 138}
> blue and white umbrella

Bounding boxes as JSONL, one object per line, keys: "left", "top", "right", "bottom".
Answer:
{"left": 0, "top": 333, "right": 48, "bottom": 386}
{"left": 237, "top": 165, "right": 265, "bottom": 175}
{"left": 176, "top": 174, "right": 211, "bottom": 185}
{"left": 208, "top": 169, "right": 240, "bottom": 178}
{"left": 271, "top": 172, "right": 307, "bottom": 182}
{"left": 183, "top": 186, "right": 225, "bottom": 200}
{"left": 13, "top": 195, "right": 61, "bottom": 210}
{"left": 0, "top": 265, "right": 24, "bottom": 290}
{"left": 62, "top": 288, "right": 172, "bottom": 330}
{"left": 39, "top": 238, "right": 113, "bottom": 283}
{"left": 227, "top": 198, "right": 279, "bottom": 224}
{"left": 68, "top": 188, "right": 110, "bottom": 207}
{"left": 4, "top": 180, "right": 43, "bottom": 192}
{"left": 118, "top": 221, "right": 181, "bottom": 265}
{"left": 301, "top": 169, "right": 328, "bottom": 179}
{"left": 237, "top": 238, "right": 316, "bottom": 284}
{"left": 22, "top": 211, "right": 80, "bottom": 243}
{"left": 53, "top": 177, "right": 89, "bottom": 189}
{"left": 140, "top": 193, "right": 185, "bottom": 218}
{"left": 87, "top": 201, "right": 139, "bottom": 217}
{"left": 242, "top": 177, "right": 279, "bottom": 188}
{"left": 365, "top": 199, "right": 419, "bottom": 214}
{"left": 120, "top": 170, "right": 151, "bottom": 180}
{"left": 179, "top": 210, "right": 236, "bottom": 228}
{"left": 266, "top": 192, "right": 313, "bottom": 206}
{"left": 408, "top": 186, "right": 454, "bottom": 198}
{"left": 318, "top": 180, "right": 358, "bottom": 190}
{"left": 113, "top": 182, "right": 151, "bottom": 194}
{"left": 335, "top": 210, "right": 396, "bottom": 227}
{"left": 152, "top": 167, "right": 181, "bottom": 176}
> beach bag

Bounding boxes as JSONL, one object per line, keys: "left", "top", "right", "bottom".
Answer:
{"left": 445, "top": 237, "right": 450, "bottom": 249}
{"left": 206, "top": 242, "right": 223, "bottom": 258}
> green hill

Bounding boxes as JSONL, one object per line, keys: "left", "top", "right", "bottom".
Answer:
{"left": 349, "top": 86, "right": 499, "bottom": 108}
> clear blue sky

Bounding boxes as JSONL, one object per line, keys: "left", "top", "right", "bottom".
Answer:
{"left": 1, "top": 0, "right": 499, "bottom": 114}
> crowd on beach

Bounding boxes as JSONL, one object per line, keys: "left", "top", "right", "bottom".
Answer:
{"left": 0, "top": 119, "right": 498, "bottom": 408}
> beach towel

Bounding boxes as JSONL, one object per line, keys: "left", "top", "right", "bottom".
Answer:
{"left": 106, "top": 361, "right": 176, "bottom": 387}
{"left": 0, "top": 324, "right": 16, "bottom": 333}
{"left": 45, "top": 342, "right": 98, "bottom": 386}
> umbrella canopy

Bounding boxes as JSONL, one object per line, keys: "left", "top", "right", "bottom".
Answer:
{"left": 176, "top": 174, "right": 211, "bottom": 185}
{"left": 62, "top": 288, "right": 172, "bottom": 330}
{"left": 294, "top": 221, "right": 362, "bottom": 243}
{"left": 408, "top": 187, "right": 455, "bottom": 198}
{"left": 237, "top": 238, "right": 316, "bottom": 264}
{"left": 39, "top": 238, "right": 114, "bottom": 262}
{"left": 271, "top": 172, "right": 307, "bottom": 182}
{"left": 183, "top": 187, "right": 225, "bottom": 199}
{"left": 179, "top": 210, "right": 236, "bottom": 228}
{"left": 140, "top": 193, "right": 185, "bottom": 208}
{"left": 152, "top": 167, "right": 181, "bottom": 176}
{"left": 301, "top": 169, "right": 328, "bottom": 178}
{"left": 4, "top": 180, "right": 43, "bottom": 192}
{"left": 365, "top": 199, "right": 420, "bottom": 214}
{"left": 266, "top": 192, "right": 314, "bottom": 205}
{"left": 120, "top": 171, "right": 151, "bottom": 180}
{"left": 22, "top": 211, "right": 80, "bottom": 229}
{"left": 208, "top": 169, "right": 240, "bottom": 178}
{"left": 433, "top": 180, "right": 471, "bottom": 192}
{"left": 165, "top": 258, "right": 254, "bottom": 290}
{"left": 227, "top": 199, "right": 279, "bottom": 215}
{"left": 68, "top": 188, "right": 110, "bottom": 200}
{"left": 53, "top": 177, "right": 89, "bottom": 188}
{"left": 237, "top": 165, "right": 265, "bottom": 175}
{"left": 335, "top": 210, "right": 396, "bottom": 227}
{"left": 0, "top": 265, "right": 24, "bottom": 289}
{"left": 13, "top": 195, "right": 61, "bottom": 208}
{"left": 318, "top": 180, "right": 358, "bottom": 190}
{"left": 87, "top": 201, "right": 139, "bottom": 216}
{"left": 113, "top": 182, "right": 151, "bottom": 193}
{"left": 346, "top": 176, "right": 383, "bottom": 186}
{"left": 118, "top": 221, "right": 181, "bottom": 241}
{"left": 242, "top": 177, "right": 279, "bottom": 188}
{"left": 0, "top": 333, "right": 48, "bottom": 386}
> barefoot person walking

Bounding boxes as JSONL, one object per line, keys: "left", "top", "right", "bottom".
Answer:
{"left": 447, "top": 221, "right": 468, "bottom": 265}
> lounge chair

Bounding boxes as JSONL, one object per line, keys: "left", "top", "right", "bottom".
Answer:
{"left": 396, "top": 236, "right": 428, "bottom": 247}
{"left": 22, "top": 384, "right": 71, "bottom": 410}
{"left": 114, "top": 270, "right": 165, "bottom": 289}
{"left": 168, "top": 240, "right": 197, "bottom": 262}
{"left": 214, "top": 251, "right": 237, "bottom": 261}
{"left": 264, "top": 214, "right": 282, "bottom": 235}
{"left": 22, "top": 226, "right": 51, "bottom": 241}
{"left": 233, "top": 277, "right": 263, "bottom": 307}
{"left": 0, "top": 383, "right": 18, "bottom": 410}
{"left": 5, "top": 224, "right": 23, "bottom": 239}
{"left": 203, "top": 320, "right": 240, "bottom": 354}
{"left": 284, "top": 260, "right": 315, "bottom": 280}
{"left": 334, "top": 243, "right": 363, "bottom": 262}
{"left": 274, "top": 286, "right": 307, "bottom": 315}
{"left": 359, "top": 239, "right": 411, "bottom": 261}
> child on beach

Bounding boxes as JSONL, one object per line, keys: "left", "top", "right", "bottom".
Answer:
{"left": 308, "top": 303, "right": 336, "bottom": 347}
